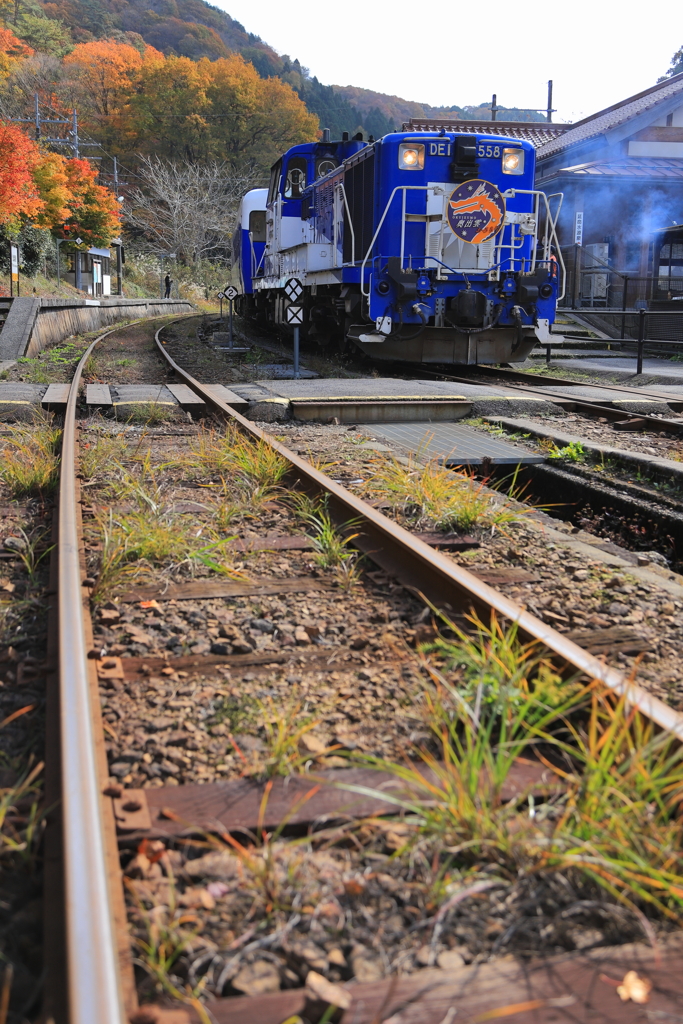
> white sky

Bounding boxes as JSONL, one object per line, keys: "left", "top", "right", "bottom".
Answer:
{"left": 214, "top": 0, "right": 681, "bottom": 124}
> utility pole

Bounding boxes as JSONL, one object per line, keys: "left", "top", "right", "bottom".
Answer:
{"left": 491, "top": 94, "right": 498, "bottom": 122}
{"left": 547, "top": 80, "right": 554, "bottom": 123}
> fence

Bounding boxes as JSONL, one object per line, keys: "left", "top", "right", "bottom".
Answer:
{"left": 559, "top": 244, "right": 683, "bottom": 311}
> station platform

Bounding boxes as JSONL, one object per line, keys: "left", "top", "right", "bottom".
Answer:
{"left": 524, "top": 383, "right": 679, "bottom": 414}
{"left": 228, "top": 377, "right": 565, "bottom": 420}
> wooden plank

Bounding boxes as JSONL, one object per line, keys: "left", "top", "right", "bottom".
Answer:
{"left": 166, "top": 383, "right": 206, "bottom": 407}
{"left": 152, "top": 936, "right": 683, "bottom": 1024}
{"left": 41, "top": 383, "right": 70, "bottom": 408}
{"left": 460, "top": 566, "right": 539, "bottom": 586}
{"left": 203, "top": 384, "right": 249, "bottom": 409}
{"left": 118, "top": 651, "right": 288, "bottom": 677}
{"left": 414, "top": 532, "right": 479, "bottom": 551}
{"left": 230, "top": 533, "right": 314, "bottom": 553}
{"left": 117, "top": 650, "right": 407, "bottom": 682}
{"left": 119, "top": 576, "right": 334, "bottom": 603}
{"left": 127, "top": 759, "right": 561, "bottom": 839}
{"left": 85, "top": 383, "right": 112, "bottom": 406}
{"left": 565, "top": 625, "right": 651, "bottom": 655}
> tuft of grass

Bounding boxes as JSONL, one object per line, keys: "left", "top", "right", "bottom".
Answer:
{"left": 127, "top": 870, "right": 212, "bottom": 1024}
{"left": 367, "top": 443, "right": 527, "bottom": 532}
{"left": 122, "top": 402, "right": 176, "bottom": 425}
{"left": 541, "top": 438, "right": 587, "bottom": 463}
{"left": 90, "top": 509, "right": 243, "bottom": 602}
{"left": 0, "top": 759, "right": 44, "bottom": 866}
{"left": 80, "top": 433, "right": 128, "bottom": 481}
{"left": 186, "top": 426, "right": 289, "bottom": 488}
{"left": 257, "top": 698, "right": 327, "bottom": 777}
{"left": 342, "top": 612, "right": 683, "bottom": 926}
{"left": 288, "top": 492, "right": 363, "bottom": 588}
{"left": 0, "top": 419, "right": 61, "bottom": 499}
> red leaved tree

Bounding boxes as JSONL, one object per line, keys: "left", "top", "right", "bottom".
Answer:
{"left": 0, "top": 122, "right": 43, "bottom": 226}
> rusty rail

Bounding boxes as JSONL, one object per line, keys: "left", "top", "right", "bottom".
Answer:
{"left": 154, "top": 321, "right": 683, "bottom": 741}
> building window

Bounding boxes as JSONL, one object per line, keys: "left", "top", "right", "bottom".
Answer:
{"left": 667, "top": 113, "right": 674, "bottom": 126}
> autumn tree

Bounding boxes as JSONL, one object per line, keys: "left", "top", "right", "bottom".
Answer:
{"left": 32, "top": 150, "right": 72, "bottom": 228}
{"left": 0, "top": 121, "right": 42, "bottom": 225}
{"left": 62, "top": 38, "right": 162, "bottom": 146}
{"left": 123, "top": 52, "right": 318, "bottom": 167}
{"left": 59, "top": 157, "right": 121, "bottom": 245}
{"left": 0, "top": 25, "right": 32, "bottom": 80}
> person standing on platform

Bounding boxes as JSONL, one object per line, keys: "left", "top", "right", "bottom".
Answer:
{"left": 164, "top": 274, "right": 172, "bottom": 298}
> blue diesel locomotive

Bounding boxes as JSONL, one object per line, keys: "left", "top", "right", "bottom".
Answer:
{"left": 235, "top": 128, "right": 564, "bottom": 365}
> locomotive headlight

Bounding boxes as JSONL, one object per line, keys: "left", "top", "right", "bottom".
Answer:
{"left": 399, "top": 144, "right": 425, "bottom": 169}
{"left": 502, "top": 148, "right": 524, "bottom": 175}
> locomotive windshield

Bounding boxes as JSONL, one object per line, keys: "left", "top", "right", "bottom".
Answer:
{"left": 316, "top": 157, "right": 338, "bottom": 179}
{"left": 284, "top": 157, "right": 307, "bottom": 198}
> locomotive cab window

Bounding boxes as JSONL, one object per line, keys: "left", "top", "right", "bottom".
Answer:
{"left": 249, "top": 210, "right": 266, "bottom": 242}
{"left": 284, "top": 157, "right": 307, "bottom": 198}
{"left": 315, "top": 156, "right": 338, "bottom": 179}
{"left": 268, "top": 160, "right": 282, "bottom": 204}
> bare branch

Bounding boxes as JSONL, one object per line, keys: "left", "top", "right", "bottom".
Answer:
{"left": 123, "top": 157, "right": 263, "bottom": 264}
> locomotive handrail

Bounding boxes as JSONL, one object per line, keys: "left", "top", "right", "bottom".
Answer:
{"left": 498, "top": 188, "right": 565, "bottom": 301}
{"left": 335, "top": 181, "right": 355, "bottom": 266}
{"left": 360, "top": 185, "right": 428, "bottom": 296}
{"left": 360, "top": 184, "right": 559, "bottom": 299}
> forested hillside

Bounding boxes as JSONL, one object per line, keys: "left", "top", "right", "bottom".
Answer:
{"left": 0, "top": 0, "right": 542, "bottom": 300}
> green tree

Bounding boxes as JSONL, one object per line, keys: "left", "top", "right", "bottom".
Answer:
{"left": 662, "top": 45, "right": 683, "bottom": 79}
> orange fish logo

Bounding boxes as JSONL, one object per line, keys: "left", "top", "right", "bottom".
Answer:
{"left": 446, "top": 180, "right": 505, "bottom": 244}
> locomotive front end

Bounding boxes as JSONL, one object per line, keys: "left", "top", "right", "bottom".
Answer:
{"left": 349, "top": 131, "right": 563, "bottom": 364}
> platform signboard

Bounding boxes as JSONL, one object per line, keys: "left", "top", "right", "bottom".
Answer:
{"left": 9, "top": 244, "right": 19, "bottom": 297}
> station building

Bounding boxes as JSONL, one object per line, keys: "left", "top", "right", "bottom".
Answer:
{"left": 61, "top": 241, "right": 123, "bottom": 296}
{"left": 534, "top": 73, "right": 683, "bottom": 307}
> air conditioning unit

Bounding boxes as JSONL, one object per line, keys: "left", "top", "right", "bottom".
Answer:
{"left": 581, "top": 242, "right": 610, "bottom": 306}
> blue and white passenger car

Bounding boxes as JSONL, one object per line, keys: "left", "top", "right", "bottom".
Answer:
{"left": 235, "top": 129, "right": 563, "bottom": 365}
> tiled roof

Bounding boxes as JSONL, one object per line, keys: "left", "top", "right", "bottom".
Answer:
{"left": 539, "top": 158, "right": 683, "bottom": 180}
{"left": 537, "top": 73, "right": 683, "bottom": 158}
{"left": 402, "top": 118, "right": 567, "bottom": 148}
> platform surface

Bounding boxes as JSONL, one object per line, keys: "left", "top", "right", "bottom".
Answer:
{"left": 229, "top": 378, "right": 499, "bottom": 401}
{"left": 528, "top": 384, "right": 671, "bottom": 404}
{"left": 373, "top": 422, "right": 543, "bottom": 466}
{"left": 552, "top": 357, "right": 683, "bottom": 378}
{"left": 0, "top": 383, "right": 46, "bottom": 403}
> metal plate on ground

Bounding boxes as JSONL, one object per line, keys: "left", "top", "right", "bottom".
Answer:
{"left": 373, "top": 422, "right": 544, "bottom": 466}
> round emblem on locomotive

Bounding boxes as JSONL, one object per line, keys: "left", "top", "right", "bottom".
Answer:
{"left": 446, "top": 179, "right": 506, "bottom": 244}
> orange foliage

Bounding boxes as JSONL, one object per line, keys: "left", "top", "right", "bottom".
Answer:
{"left": 0, "top": 27, "right": 33, "bottom": 57}
{"left": 0, "top": 26, "right": 33, "bottom": 79}
{"left": 33, "top": 152, "right": 72, "bottom": 229}
{"left": 60, "top": 158, "right": 121, "bottom": 246}
{"left": 64, "top": 39, "right": 162, "bottom": 122}
{"left": 0, "top": 123, "right": 43, "bottom": 226}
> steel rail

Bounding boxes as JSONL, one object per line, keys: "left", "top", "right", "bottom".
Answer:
{"left": 417, "top": 366, "right": 683, "bottom": 432}
{"left": 155, "top": 321, "right": 683, "bottom": 742}
{"left": 57, "top": 313, "right": 197, "bottom": 1024}
{"left": 59, "top": 326, "right": 126, "bottom": 1024}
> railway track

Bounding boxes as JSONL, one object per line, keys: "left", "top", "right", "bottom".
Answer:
{"left": 24, "top": 316, "right": 683, "bottom": 1022}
